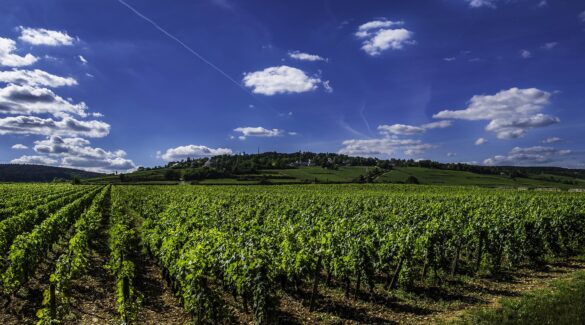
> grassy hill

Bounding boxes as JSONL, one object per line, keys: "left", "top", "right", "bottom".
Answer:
{"left": 377, "top": 167, "right": 585, "bottom": 189}
{"left": 0, "top": 164, "right": 103, "bottom": 182}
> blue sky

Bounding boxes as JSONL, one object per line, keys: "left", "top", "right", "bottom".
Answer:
{"left": 0, "top": 0, "right": 584, "bottom": 172}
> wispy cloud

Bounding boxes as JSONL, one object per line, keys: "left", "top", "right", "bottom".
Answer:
{"left": 18, "top": 27, "right": 75, "bottom": 46}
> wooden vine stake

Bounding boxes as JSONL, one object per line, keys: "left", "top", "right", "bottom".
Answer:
{"left": 49, "top": 282, "right": 56, "bottom": 320}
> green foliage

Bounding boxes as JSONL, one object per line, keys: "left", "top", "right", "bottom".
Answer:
{"left": 114, "top": 184, "right": 585, "bottom": 323}
{"left": 2, "top": 187, "right": 102, "bottom": 294}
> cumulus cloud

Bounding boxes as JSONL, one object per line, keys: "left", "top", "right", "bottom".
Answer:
{"left": 543, "top": 136, "right": 562, "bottom": 144}
{"left": 475, "top": 137, "right": 488, "bottom": 145}
{"left": 11, "top": 143, "right": 28, "bottom": 150}
{"left": 355, "top": 19, "right": 414, "bottom": 56}
{"left": 466, "top": 0, "right": 498, "bottom": 8}
{"left": 485, "top": 113, "right": 560, "bottom": 139}
{"left": 27, "top": 136, "right": 135, "bottom": 172}
{"left": 339, "top": 137, "right": 435, "bottom": 157}
{"left": 11, "top": 155, "right": 58, "bottom": 165}
{"left": 484, "top": 146, "right": 571, "bottom": 166}
{"left": 378, "top": 120, "right": 451, "bottom": 136}
{"left": 288, "top": 51, "right": 327, "bottom": 62}
{"left": 0, "top": 84, "right": 87, "bottom": 117}
{"left": 243, "top": 66, "right": 326, "bottom": 95}
{"left": 0, "top": 115, "right": 110, "bottom": 138}
{"left": 18, "top": 27, "right": 75, "bottom": 46}
{"left": 433, "top": 87, "right": 559, "bottom": 139}
{"left": 0, "top": 69, "right": 77, "bottom": 87}
{"left": 0, "top": 37, "right": 38, "bottom": 67}
{"left": 233, "top": 126, "right": 284, "bottom": 140}
{"left": 159, "top": 145, "right": 233, "bottom": 161}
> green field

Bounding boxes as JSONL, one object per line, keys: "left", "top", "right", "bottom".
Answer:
{"left": 266, "top": 166, "right": 370, "bottom": 183}
{"left": 377, "top": 167, "right": 584, "bottom": 189}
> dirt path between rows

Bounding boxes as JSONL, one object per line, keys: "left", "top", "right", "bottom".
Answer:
{"left": 134, "top": 256, "right": 192, "bottom": 324}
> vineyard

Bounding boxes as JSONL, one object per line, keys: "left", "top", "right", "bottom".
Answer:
{"left": 0, "top": 183, "right": 584, "bottom": 324}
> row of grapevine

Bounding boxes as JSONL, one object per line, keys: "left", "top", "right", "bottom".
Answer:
{"left": 114, "top": 185, "right": 585, "bottom": 324}
{"left": 37, "top": 185, "right": 111, "bottom": 323}
{"left": 1, "top": 186, "right": 102, "bottom": 295}
{"left": 0, "top": 186, "right": 98, "bottom": 256}
{"left": 0, "top": 186, "right": 84, "bottom": 222}
{"left": 106, "top": 187, "right": 140, "bottom": 324}
{"left": 0, "top": 184, "right": 76, "bottom": 209}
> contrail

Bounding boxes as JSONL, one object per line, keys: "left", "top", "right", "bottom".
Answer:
{"left": 116, "top": 0, "right": 252, "bottom": 95}
{"left": 359, "top": 103, "right": 373, "bottom": 136}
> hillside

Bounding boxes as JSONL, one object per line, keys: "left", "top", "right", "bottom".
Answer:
{"left": 0, "top": 164, "right": 103, "bottom": 182}
{"left": 80, "top": 152, "right": 585, "bottom": 189}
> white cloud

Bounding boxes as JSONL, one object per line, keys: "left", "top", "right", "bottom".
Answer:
{"left": 538, "top": 0, "right": 547, "bottom": 7}
{"left": 159, "top": 145, "right": 233, "bottom": 161}
{"left": 78, "top": 55, "right": 87, "bottom": 64}
{"left": 378, "top": 124, "right": 424, "bottom": 135}
{"left": 0, "top": 84, "right": 87, "bottom": 117}
{"left": 475, "top": 137, "right": 488, "bottom": 145}
{"left": 447, "top": 152, "right": 457, "bottom": 157}
{"left": 484, "top": 146, "right": 571, "bottom": 166}
{"left": 11, "top": 155, "right": 58, "bottom": 165}
{"left": 28, "top": 136, "right": 135, "bottom": 172}
{"left": 0, "top": 115, "right": 110, "bottom": 138}
{"left": 433, "top": 87, "right": 559, "bottom": 139}
{"left": 520, "top": 49, "right": 532, "bottom": 59}
{"left": 466, "top": 0, "right": 498, "bottom": 8}
{"left": 378, "top": 120, "right": 451, "bottom": 136}
{"left": 18, "top": 27, "right": 75, "bottom": 46}
{"left": 580, "top": 11, "right": 585, "bottom": 22}
{"left": 0, "top": 69, "right": 77, "bottom": 87}
{"left": 243, "top": 66, "right": 325, "bottom": 95}
{"left": 0, "top": 37, "right": 38, "bottom": 67}
{"left": 422, "top": 120, "right": 452, "bottom": 129}
{"left": 541, "top": 42, "right": 557, "bottom": 50}
{"left": 11, "top": 143, "right": 28, "bottom": 150}
{"left": 233, "top": 126, "right": 284, "bottom": 139}
{"left": 288, "top": 51, "right": 327, "bottom": 62}
{"left": 542, "top": 136, "right": 562, "bottom": 144}
{"left": 356, "top": 19, "right": 414, "bottom": 56}
{"left": 339, "top": 137, "right": 435, "bottom": 157}
{"left": 443, "top": 57, "right": 456, "bottom": 62}
{"left": 485, "top": 113, "right": 560, "bottom": 139}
